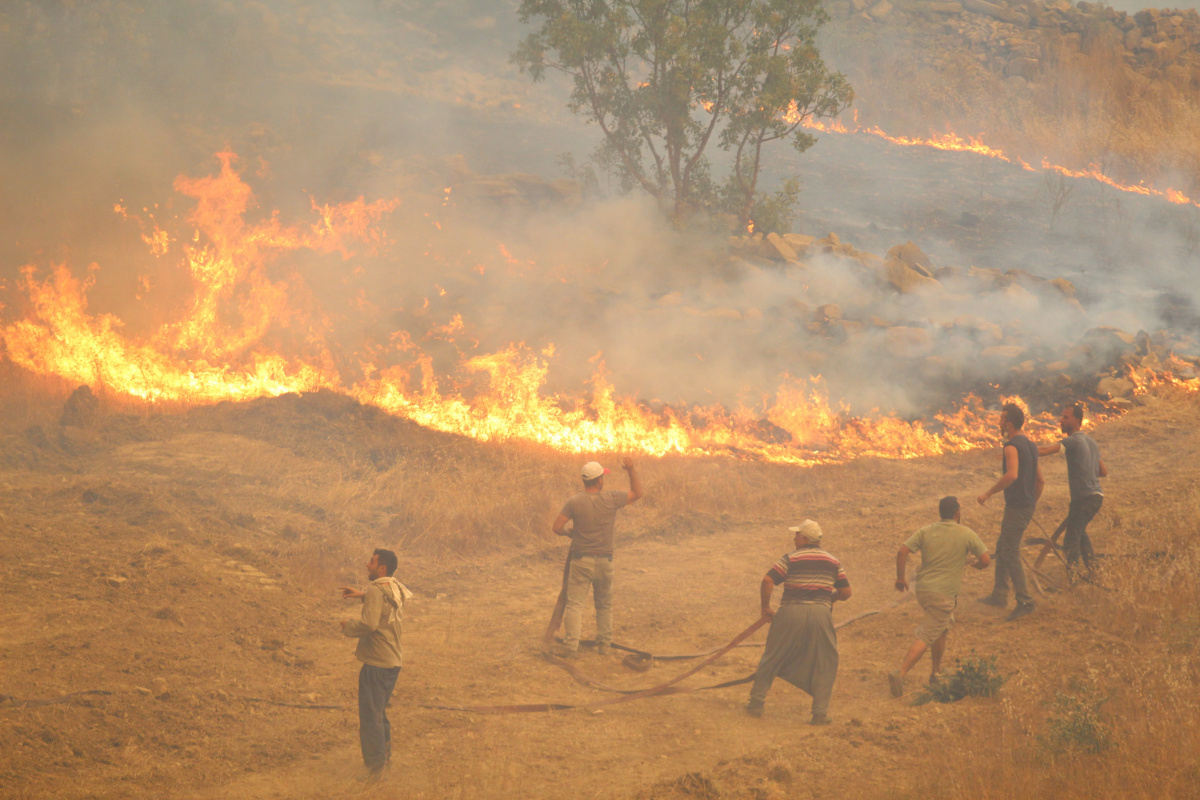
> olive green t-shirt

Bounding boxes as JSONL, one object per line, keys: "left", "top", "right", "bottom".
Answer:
{"left": 904, "top": 520, "right": 987, "bottom": 597}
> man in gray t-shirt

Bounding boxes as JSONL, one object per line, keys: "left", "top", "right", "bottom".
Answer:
{"left": 550, "top": 457, "right": 643, "bottom": 656}
{"left": 1039, "top": 403, "right": 1108, "bottom": 569}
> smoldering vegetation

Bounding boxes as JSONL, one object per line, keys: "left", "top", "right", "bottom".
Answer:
{"left": 2, "top": 0, "right": 1198, "bottom": 428}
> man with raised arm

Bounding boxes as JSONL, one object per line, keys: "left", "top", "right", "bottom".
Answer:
{"left": 1038, "top": 403, "right": 1107, "bottom": 573}
{"left": 746, "top": 520, "right": 852, "bottom": 724}
{"left": 551, "top": 456, "right": 643, "bottom": 657}
{"left": 977, "top": 402, "right": 1044, "bottom": 621}
{"left": 339, "top": 548, "right": 410, "bottom": 783}
{"left": 889, "top": 496, "right": 991, "bottom": 698}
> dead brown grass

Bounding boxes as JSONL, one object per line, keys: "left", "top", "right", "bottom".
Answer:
{"left": 822, "top": 15, "right": 1200, "bottom": 195}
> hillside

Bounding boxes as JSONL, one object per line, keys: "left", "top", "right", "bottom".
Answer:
{"left": 1, "top": 380, "right": 1198, "bottom": 799}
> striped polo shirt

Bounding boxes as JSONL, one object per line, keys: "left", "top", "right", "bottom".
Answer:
{"left": 767, "top": 545, "right": 849, "bottom": 607}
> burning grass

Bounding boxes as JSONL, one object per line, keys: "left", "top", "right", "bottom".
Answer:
{"left": 822, "top": 6, "right": 1200, "bottom": 203}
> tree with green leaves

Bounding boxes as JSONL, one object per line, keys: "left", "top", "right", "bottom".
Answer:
{"left": 512, "top": 0, "right": 853, "bottom": 231}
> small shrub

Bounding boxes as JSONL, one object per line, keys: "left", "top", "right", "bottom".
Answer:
{"left": 915, "top": 653, "right": 1003, "bottom": 705}
{"left": 1040, "top": 681, "right": 1114, "bottom": 755}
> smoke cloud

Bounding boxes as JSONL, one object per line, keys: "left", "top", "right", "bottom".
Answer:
{"left": 2, "top": 0, "right": 1197, "bottom": 435}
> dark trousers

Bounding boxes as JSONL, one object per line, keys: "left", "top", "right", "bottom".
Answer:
{"left": 1064, "top": 494, "right": 1103, "bottom": 567}
{"left": 358, "top": 663, "right": 400, "bottom": 770}
{"left": 991, "top": 503, "right": 1035, "bottom": 606}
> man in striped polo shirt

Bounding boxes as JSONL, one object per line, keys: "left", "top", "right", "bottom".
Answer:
{"left": 746, "top": 520, "right": 852, "bottom": 723}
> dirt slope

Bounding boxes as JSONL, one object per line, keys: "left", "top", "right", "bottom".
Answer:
{"left": 1, "top": 390, "right": 1198, "bottom": 799}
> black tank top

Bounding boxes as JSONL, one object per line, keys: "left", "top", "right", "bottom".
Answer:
{"left": 1002, "top": 434, "right": 1038, "bottom": 508}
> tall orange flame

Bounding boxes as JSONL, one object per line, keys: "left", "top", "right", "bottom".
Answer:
{"left": 0, "top": 152, "right": 1186, "bottom": 466}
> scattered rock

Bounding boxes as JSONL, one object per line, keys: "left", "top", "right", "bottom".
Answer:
{"left": 868, "top": 0, "right": 894, "bottom": 19}
{"left": 762, "top": 232, "right": 800, "bottom": 262}
{"left": 782, "top": 233, "right": 815, "bottom": 255}
{"left": 815, "top": 303, "right": 843, "bottom": 321}
{"left": 1046, "top": 278, "right": 1075, "bottom": 299}
{"left": 881, "top": 257, "right": 941, "bottom": 293}
{"left": 885, "top": 326, "right": 935, "bottom": 358}
{"left": 981, "top": 345, "right": 1027, "bottom": 360}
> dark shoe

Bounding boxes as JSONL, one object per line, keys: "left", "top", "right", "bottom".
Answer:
{"left": 888, "top": 671, "right": 904, "bottom": 698}
{"left": 358, "top": 766, "right": 385, "bottom": 784}
{"left": 977, "top": 595, "right": 1008, "bottom": 608}
{"left": 596, "top": 643, "right": 610, "bottom": 656}
{"left": 810, "top": 714, "right": 832, "bottom": 725}
{"left": 1006, "top": 601, "right": 1036, "bottom": 621}
{"left": 745, "top": 699, "right": 764, "bottom": 718}
{"left": 550, "top": 644, "right": 578, "bottom": 659}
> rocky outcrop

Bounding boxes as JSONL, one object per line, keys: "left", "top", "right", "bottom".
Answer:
{"left": 837, "top": 0, "right": 1200, "bottom": 90}
{"left": 716, "top": 227, "right": 1199, "bottom": 411}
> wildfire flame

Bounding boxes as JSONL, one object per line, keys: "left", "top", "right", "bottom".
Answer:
{"left": 0, "top": 152, "right": 1189, "bottom": 466}
{"left": 786, "top": 105, "right": 1199, "bottom": 209}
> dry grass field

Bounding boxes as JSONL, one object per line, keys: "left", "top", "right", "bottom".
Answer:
{"left": 1, "top": 366, "right": 1198, "bottom": 799}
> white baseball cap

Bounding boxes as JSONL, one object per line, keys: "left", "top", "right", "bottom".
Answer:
{"left": 789, "top": 519, "right": 823, "bottom": 542}
{"left": 581, "top": 461, "right": 610, "bottom": 481}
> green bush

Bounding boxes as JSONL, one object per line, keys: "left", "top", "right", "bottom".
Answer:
{"left": 915, "top": 653, "right": 1003, "bottom": 705}
{"left": 1040, "top": 681, "right": 1114, "bottom": 754}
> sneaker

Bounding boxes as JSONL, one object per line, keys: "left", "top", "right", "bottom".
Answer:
{"left": 745, "top": 699, "right": 764, "bottom": 718}
{"left": 977, "top": 595, "right": 1008, "bottom": 608}
{"left": 888, "top": 671, "right": 904, "bottom": 698}
{"left": 810, "top": 714, "right": 832, "bottom": 725}
{"left": 596, "top": 643, "right": 610, "bottom": 656}
{"left": 1006, "top": 601, "right": 1036, "bottom": 621}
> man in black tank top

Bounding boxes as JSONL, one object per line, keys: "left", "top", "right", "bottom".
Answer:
{"left": 977, "top": 403, "right": 1044, "bottom": 621}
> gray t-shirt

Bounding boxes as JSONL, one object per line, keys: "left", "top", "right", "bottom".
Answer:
{"left": 1061, "top": 431, "right": 1103, "bottom": 499}
{"left": 560, "top": 490, "right": 630, "bottom": 556}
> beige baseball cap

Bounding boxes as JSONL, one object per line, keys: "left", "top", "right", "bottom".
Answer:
{"left": 581, "top": 461, "right": 610, "bottom": 481}
{"left": 789, "top": 519, "right": 823, "bottom": 542}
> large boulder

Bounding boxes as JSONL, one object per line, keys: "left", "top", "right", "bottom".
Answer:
{"left": 880, "top": 241, "right": 941, "bottom": 293}
{"left": 761, "top": 232, "right": 799, "bottom": 262}
{"left": 782, "top": 233, "right": 815, "bottom": 257}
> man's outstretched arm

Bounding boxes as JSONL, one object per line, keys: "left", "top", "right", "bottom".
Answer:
{"left": 623, "top": 456, "right": 643, "bottom": 504}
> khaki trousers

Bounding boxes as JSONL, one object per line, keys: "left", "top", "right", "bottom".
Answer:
{"left": 562, "top": 556, "right": 613, "bottom": 650}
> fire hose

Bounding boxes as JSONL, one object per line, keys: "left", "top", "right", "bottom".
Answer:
{"left": 420, "top": 552, "right": 907, "bottom": 714}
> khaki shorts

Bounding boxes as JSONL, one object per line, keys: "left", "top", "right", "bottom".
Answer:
{"left": 915, "top": 592, "right": 957, "bottom": 644}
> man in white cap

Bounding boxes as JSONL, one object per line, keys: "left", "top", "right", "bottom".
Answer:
{"left": 551, "top": 456, "right": 643, "bottom": 656}
{"left": 746, "top": 519, "right": 851, "bottom": 723}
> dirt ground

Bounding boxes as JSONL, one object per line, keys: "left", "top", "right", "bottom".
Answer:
{"left": 1, "top": 389, "right": 1198, "bottom": 799}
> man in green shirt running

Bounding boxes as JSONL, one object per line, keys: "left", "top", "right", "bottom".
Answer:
{"left": 888, "top": 497, "right": 991, "bottom": 697}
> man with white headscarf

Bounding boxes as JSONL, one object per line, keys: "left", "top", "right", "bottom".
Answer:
{"left": 746, "top": 520, "right": 852, "bottom": 724}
